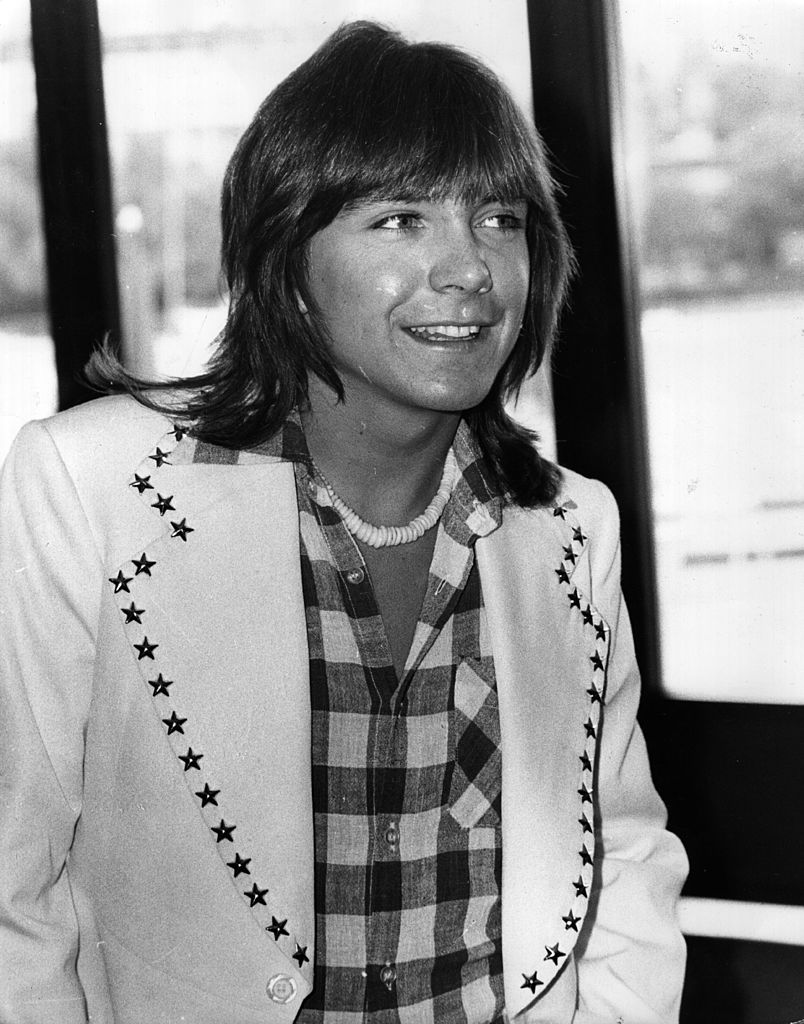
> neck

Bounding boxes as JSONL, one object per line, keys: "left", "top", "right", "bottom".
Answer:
{"left": 301, "top": 378, "right": 461, "bottom": 527}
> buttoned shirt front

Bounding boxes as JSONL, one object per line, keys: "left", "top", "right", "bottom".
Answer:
{"left": 262, "top": 416, "right": 507, "bottom": 1023}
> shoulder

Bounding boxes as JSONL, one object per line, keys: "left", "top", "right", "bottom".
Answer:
{"left": 11, "top": 395, "right": 174, "bottom": 482}
{"left": 554, "top": 464, "right": 620, "bottom": 537}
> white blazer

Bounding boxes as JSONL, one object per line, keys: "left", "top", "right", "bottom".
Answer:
{"left": 0, "top": 396, "right": 687, "bottom": 1024}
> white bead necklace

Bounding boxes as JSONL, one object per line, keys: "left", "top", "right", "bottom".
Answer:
{"left": 314, "top": 450, "right": 459, "bottom": 548}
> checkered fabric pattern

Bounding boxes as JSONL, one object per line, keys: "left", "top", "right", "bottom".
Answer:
{"left": 259, "top": 415, "right": 506, "bottom": 1024}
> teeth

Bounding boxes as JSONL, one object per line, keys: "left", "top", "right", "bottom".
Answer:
{"left": 409, "top": 324, "right": 482, "bottom": 339}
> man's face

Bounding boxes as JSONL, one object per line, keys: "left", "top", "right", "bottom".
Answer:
{"left": 304, "top": 195, "right": 530, "bottom": 419}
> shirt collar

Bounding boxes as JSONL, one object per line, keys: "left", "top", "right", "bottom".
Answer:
{"left": 261, "top": 412, "right": 502, "bottom": 544}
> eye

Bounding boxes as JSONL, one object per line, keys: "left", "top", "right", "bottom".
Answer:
{"left": 477, "top": 210, "right": 526, "bottom": 231}
{"left": 373, "top": 212, "right": 423, "bottom": 231}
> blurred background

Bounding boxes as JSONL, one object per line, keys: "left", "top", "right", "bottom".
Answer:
{"left": 1, "top": 0, "right": 802, "bottom": 1018}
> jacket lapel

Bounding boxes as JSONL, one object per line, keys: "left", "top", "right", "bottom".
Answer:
{"left": 112, "top": 427, "right": 315, "bottom": 983}
{"left": 478, "top": 499, "right": 610, "bottom": 1016}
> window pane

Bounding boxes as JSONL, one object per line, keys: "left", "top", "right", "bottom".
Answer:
{"left": 97, "top": 0, "right": 555, "bottom": 457}
{"left": 0, "top": 2, "right": 57, "bottom": 464}
{"left": 619, "top": 0, "right": 804, "bottom": 702}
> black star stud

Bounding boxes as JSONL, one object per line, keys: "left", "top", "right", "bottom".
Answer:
{"left": 563, "top": 910, "right": 582, "bottom": 932}
{"left": 178, "top": 747, "right": 203, "bottom": 771}
{"left": 266, "top": 917, "right": 289, "bottom": 941}
{"left": 579, "top": 844, "right": 593, "bottom": 866}
{"left": 132, "top": 552, "right": 156, "bottom": 576}
{"left": 108, "top": 570, "right": 132, "bottom": 594}
{"left": 552, "top": 505, "right": 567, "bottom": 520}
{"left": 133, "top": 636, "right": 158, "bottom": 660}
{"left": 573, "top": 527, "right": 587, "bottom": 545}
{"left": 195, "top": 783, "right": 220, "bottom": 807}
{"left": 579, "top": 750, "right": 593, "bottom": 772}
{"left": 244, "top": 883, "right": 268, "bottom": 907}
{"left": 573, "top": 876, "right": 589, "bottom": 899}
{"left": 595, "top": 621, "right": 607, "bottom": 641}
{"left": 121, "top": 602, "right": 144, "bottom": 624}
{"left": 583, "top": 718, "right": 597, "bottom": 740}
{"left": 586, "top": 683, "right": 602, "bottom": 704}
{"left": 554, "top": 565, "right": 570, "bottom": 585}
{"left": 578, "top": 783, "right": 593, "bottom": 805}
{"left": 211, "top": 819, "right": 236, "bottom": 843}
{"left": 227, "top": 853, "right": 251, "bottom": 877}
{"left": 578, "top": 813, "right": 593, "bottom": 835}
{"left": 148, "top": 673, "right": 173, "bottom": 696}
{"left": 568, "top": 588, "right": 581, "bottom": 609}
{"left": 292, "top": 943, "right": 310, "bottom": 967}
{"left": 162, "top": 711, "right": 187, "bottom": 736}
{"left": 170, "top": 425, "right": 186, "bottom": 441}
{"left": 582, "top": 606, "right": 595, "bottom": 626}
{"left": 170, "top": 518, "right": 194, "bottom": 541}
{"left": 563, "top": 545, "right": 577, "bottom": 565}
{"left": 590, "top": 651, "right": 605, "bottom": 672}
{"left": 151, "top": 493, "right": 175, "bottom": 516}
{"left": 130, "top": 473, "right": 153, "bottom": 493}
{"left": 544, "top": 943, "right": 566, "bottom": 965}
{"left": 521, "top": 970, "right": 544, "bottom": 993}
{"left": 148, "top": 447, "right": 172, "bottom": 467}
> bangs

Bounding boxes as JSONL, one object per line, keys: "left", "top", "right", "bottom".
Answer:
{"left": 289, "top": 27, "right": 545, "bottom": 219}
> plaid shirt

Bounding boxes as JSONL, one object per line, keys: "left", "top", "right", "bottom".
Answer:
{"left": 266, "top": 415, "right": 506, "bottom": 1024}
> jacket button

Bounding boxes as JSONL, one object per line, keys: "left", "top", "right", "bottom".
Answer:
{"left": 345, "top": 568, "right": 364, "bottom": 585}
{"left": 379, "top": 963, "right": 397, "bottom": 990}
{"left": 384, "top": 822, "right": 399, "bottom": 849}
{"left": 266, "top": 974, "right": 297, "bottom": 1003}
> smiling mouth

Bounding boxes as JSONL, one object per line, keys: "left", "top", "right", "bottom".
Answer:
{"left": 407, "top": 324, "right": 483, "bottom": 342}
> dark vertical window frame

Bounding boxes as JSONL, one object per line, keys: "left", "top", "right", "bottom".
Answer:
{"left": 526, "top": 0, "right": 661, "bottom": 692}
{"left": 30, "top": 0, "right": 120, "bottom": 410}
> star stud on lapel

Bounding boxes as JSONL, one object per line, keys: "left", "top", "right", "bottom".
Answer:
{"left": 544, "top": 943, "right": 566, "bottom": 965}
{"left": 582, "top": 606, "right": 595, "bottom": 626}
{"left": 132, "top": 552, "right": 156, "bottom": 576}
{"left": 121, "top": 602, "right": 145, "bottom": 624}
{"left": 579, "top": 844, "right": 594, "bottom": 866}
{"left": 562, "top": 910, "right": 582, "bottom": 932}
{"left": 554, "top": 565, "right": 570, "bottom": 585}
{"left": 266, "top": 917, "right": 289, "bottom": 941}
{"left": 577, "top": 784, "right": 593, "bottom": 805}
{"left": 178, "top": 747, "right": 203, "bottom": 771}
{"left": 148, "top": 447, "right": 172, "bottom": 467}
{"left": 573, "top": 876, "right": 589, "bottom": 899}
{"left": 148, "top": 673, "right": 173, "bottom": 696}
{"left": 227, "top": 853, "right": 251, "bottom": 877}
{"left": 162, "top": 711, "right": 187, "bottom": 735}
{"left": 170, "top": 518, "right": 194, "bottom": 542}
{"left": 578, "top": 813, "right": 593, "bottom": 835}
{"left": 211, "top": 820, "right": 236, "bottom": 843}
{"left": 579, "top": 750, "right": 593, "bottom": 772}
{"left": 586, "top": 683, "right": 602, "bottom": 704}
{"left": 152, "top": 494, "right": 175, "bottom": 516}
{"left": 130, "top": 473, "right": 153, "bottom": 493}
{"left": 108, "top": 570, "right": 132, "bottom": 594}
{"left": 583, "top": 718, "right": 596, "bottom": 740}
{"left": 573, "top": 527, "right": 587, "bottom": 545}
{"left": 590, "top": 651, "right": 605, "bottom": 672}
{"left": 244, "top": 883, "right": 268, "bottom": 907}
{"left": 563, "top": 545, "right": 577, "bottom": 565}
{"left": 568, "top": 588, "right": 582, "bottom": 609}
{"left": 133, "top": 637, "right": 158, "bottom": 660}
{"left": 521, "top": 970, "right": 544, "bottom": 993}
{"left": 195, "top": 783, "right": 220, "bottom": 807}
{"left": 292, "top": 943, "right": 310, "bottom": 967}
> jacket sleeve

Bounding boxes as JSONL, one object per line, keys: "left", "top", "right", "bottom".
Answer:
{"left": 0, "top": 421, "right": 101, "bottom": 1024}
{"left": 574, "top": 482, "right": 688, "bottom": 1024}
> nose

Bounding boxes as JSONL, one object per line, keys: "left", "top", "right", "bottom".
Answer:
{"left": 428, "top": 227, "right": 492, "bottom": 294}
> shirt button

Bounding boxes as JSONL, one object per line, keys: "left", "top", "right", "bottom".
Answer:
{"left": 345, "top": 567, "right": 364, "bottom": 585}
{"left": 266, "top": 974, "right": 297, "bottom": 1004}
{"left": 384, "top": 822, "right": 399, "bottom": 849}
{"left": 379, "top": 963, "right": 397, "bottom": 990}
